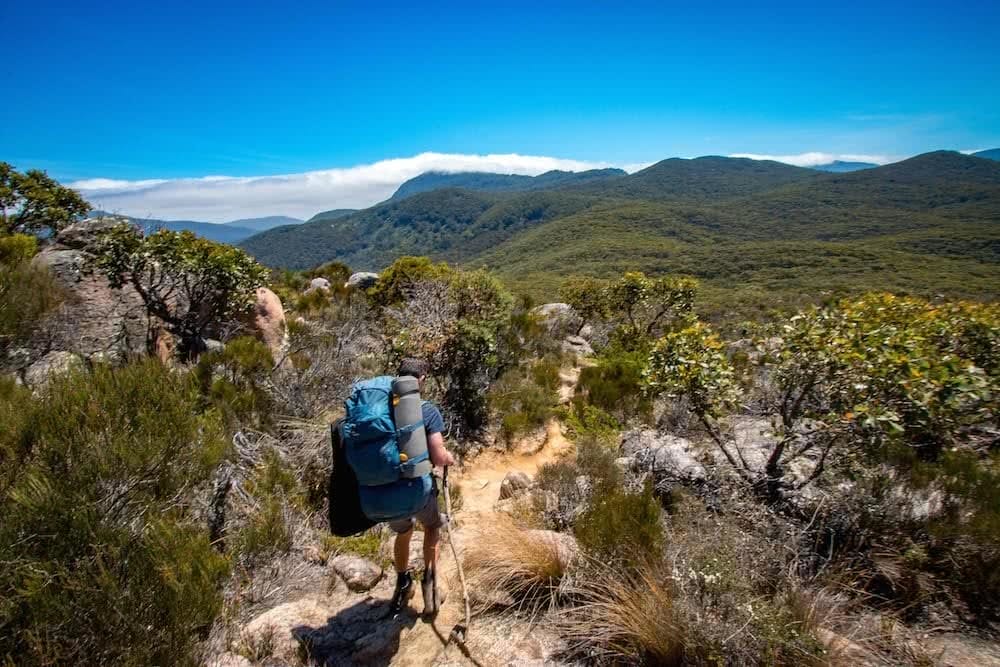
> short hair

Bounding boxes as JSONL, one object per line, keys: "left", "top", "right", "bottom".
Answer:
{"left": 398, "top": 358, "right": 429, "bottom": 378}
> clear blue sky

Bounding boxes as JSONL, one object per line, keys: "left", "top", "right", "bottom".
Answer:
{"left": 4, "top": 0, "right": 998, "bottom": 181}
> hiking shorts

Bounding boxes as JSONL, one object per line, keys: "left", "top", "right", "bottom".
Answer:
{"left": 388, "top": 482, "right": 443, "bottom": 533}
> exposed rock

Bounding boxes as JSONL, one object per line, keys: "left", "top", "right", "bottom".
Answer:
{"left": 248, "top": 287, "right": 287, "bottom": 361}
{"left": 55, "top": 217, "right": 126, "bottom": 249}
{"left": 499, "top": 471, "right": 533, "bottom": 500}
{"left": 22, "top": 351, "right": 81, "bottom": 388}
{"left": 345, "top": 272, "right": 379, "bottom": 290}
{"left": 621, "top": 429, "right": 707, "bottom": 483}
{"left": 816, "top": 629, "right": 878, "bottom": 666}
{"left": 28, "top": 222, "right": 151, "bottom": 365}
{"left": 240, "top": 597, "right": 337, "bottom": 663}
{"left": 330, "top": 554, "right": 383, "bottom": 592}
{"left": 562, "top": 335, "right": 593, "bottom": 356}
{"left": 302, "top": 544, "right": 326, "bottom": 565}
{"left": 205, "top": 652, "right": 253, "bottom": 667}
{"left": 532, "top": 302, "right": 579, "bottom": 337}
{"left": 920, "top": 632, "right": 1000, "bottom": 667}
{"left": 525, "top": 530, "right": 579, "bottom": 571}
{"left": 204, "top": 338, "right": 224, "bottom": 353}
{"left": 307, "top": 277, "right": 331, "bottom": 292}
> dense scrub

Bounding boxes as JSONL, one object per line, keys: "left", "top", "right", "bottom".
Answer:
{"left": 0, "top": 362, "right": 229, "bottom": 666}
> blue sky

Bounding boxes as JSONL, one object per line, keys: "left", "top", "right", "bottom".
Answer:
{"left": 3, "top": 0, "right": 998, "bottom": 220}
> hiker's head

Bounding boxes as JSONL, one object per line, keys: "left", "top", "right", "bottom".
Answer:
{"left": 398, "top": 358, "right": 430, "bottom": 387}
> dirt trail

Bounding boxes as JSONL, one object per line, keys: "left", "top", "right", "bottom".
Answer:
{"left": 458, "top": 418, "right": 573, "bottom": 517}
{"left": 386, "top": 366, "right": 580, "bottom": 666}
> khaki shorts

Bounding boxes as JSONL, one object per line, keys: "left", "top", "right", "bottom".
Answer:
{"left": 388, "top": 482, "right": 443, "bottom": 533}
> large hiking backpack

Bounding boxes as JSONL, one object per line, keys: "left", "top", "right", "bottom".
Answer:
{"left": 340, "top": 376, "right": 432, "bottom": 522}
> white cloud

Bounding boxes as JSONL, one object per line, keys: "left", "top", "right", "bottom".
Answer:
{"left": 70, "top": 152, "right": 625, "bottom": 223}
{"left": 728, "top": 152, "right": 892, "bottom": 167}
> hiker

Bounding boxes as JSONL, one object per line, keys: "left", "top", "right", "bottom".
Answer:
{"left": 387, "top": 358, "right": 455, "bottom": 615}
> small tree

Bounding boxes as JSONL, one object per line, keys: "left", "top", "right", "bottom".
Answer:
{"left": 560, "top": 271, "right": 697, "bottom": 349}
{"left": 96, "top": 225, "right": 269, "bottom": 360}
{"left": 373, "top": 256, "right": 515, "bottom": 437}
{"left": 0, "top": 162, "right": 91, "bottom": 235}
{"left": 559, "top": 276, "right": 609, "bottom": 335}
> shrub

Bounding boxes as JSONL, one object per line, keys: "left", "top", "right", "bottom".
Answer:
{"left": 535, "top": 437, "right": 622, "bottom": 531}
{"left": 0, "top": 162, "right": 91, "bottom": 236}
{"left": 194, "top": 335, "right": 275, "bottom": 428}
{"left": 0, "top": 234, "right": 62, "bottom": 355}
{"left": 489, "top": 358, "right": 561, "bottom": 443}
{"left": 576, "top": 347, "right": 653, "bottom": 424}
{"left": 372, "top": 257, "right": 515, "bottom": 437}
{"left": 97, "top": 225, "right": 269, "bottom": 359}
{"left": 574, "top": 479, "right": 664, "bottom": 569}
{"left": 0, "top": 360, "right": 229, "bottom": 666}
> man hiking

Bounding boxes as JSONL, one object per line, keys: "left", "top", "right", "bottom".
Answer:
{"left": 385, "top": 358, "right": 455, "bottom": 616}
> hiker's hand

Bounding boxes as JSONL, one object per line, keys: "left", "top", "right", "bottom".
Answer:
{"left": 428, "top": 432, "right": 454, "bottom": 467}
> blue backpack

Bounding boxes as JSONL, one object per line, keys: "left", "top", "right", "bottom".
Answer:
{"left": 342, "top": 376, "right": 432, "bottom": 521}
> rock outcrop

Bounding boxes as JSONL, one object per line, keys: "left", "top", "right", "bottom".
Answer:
{"left": 621, "top": 429, "right": 708, "bottom": 485}
{"left": 346, "top": 272, "right": 379, "bottom": 290}
{"left": 18, "top": 218, "right": 150, "bottom": 384}
{"left": 247, "top": 287, "right": 287, "bottom": 361}
{"left": 329, "top": 554, "right": 383, "bottom": 592}
{"left": 499, "top": 471, "right": 533, "bottom": 500}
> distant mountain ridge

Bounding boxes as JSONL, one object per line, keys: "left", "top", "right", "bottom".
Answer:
{"left": 973, "top": 148, "right": 1000, "bottom": 161}
{"left": 390, "top": 168, "right": 626, "bottom": 200}
{"left": 224, "top": 216, "right": 303, "bottom": 232}
{"left": 811, "top": 160, "right": 878, "bottom": 173}
{"left": 239, "top": 151, "right": 1000, "bottom": 318}
{"left": 90, "top": 213, "right": 302, "bottom": 244}
{"left": 306, "top": 209, "right": 358, "bottom": 223}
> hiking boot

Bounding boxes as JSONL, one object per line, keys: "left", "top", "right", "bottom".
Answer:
{"left": 389, "top": 570, "right": 414, "bottom": 616}
{"left": 421, "top": 567, "right": 440, "bottom": 616}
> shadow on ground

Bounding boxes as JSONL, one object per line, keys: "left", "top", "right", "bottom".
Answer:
{"left": 293, "top": 597, "right": 417, "bottom": 666}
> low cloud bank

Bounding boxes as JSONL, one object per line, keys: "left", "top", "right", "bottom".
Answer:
{"left": 70, "top": 149, "right": 905, "bottom": 223}
{"left": 71, "top": 152, "right": 620, "bottom": 223}
{"left": 728, "top": 152, "right": 891, "bottom": 167}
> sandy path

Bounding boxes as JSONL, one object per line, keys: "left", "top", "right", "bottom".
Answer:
{"left": 387, "top": 368, "right": 580, "bottom": 666}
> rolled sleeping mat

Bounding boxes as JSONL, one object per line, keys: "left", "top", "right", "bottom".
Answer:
{"left": 392, "top": 376, "right": 433, "bottom": 478}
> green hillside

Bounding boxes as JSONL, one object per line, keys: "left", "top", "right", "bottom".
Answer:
{"left": 575, "top": 155, "right": 818, "bottom": 200}
{"left": 241, "top": 151, "right": 1000, "bottom": 320}
{"left": 305, "top": 208, "right": 357, "bottom": 223}
{"left": 390, "top": 168, "right": 625, "bottom": 200}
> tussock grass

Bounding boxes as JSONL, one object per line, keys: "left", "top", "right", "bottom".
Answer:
{"left": 463, "top": 515, "right": 575, "bottom": 614}
{"left": 559, "top": 565, "right": 683, "bottom": 665}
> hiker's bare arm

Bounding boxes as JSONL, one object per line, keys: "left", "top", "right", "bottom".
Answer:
{"left": 428, "top": 432, "right": 454, "bottom": 467}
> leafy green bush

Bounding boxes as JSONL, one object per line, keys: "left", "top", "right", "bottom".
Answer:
{"left": 373, "top": 257, "right": 515, "bottom": 436}
{"left": 97, "top": 225, "right": 269, "bottom": 359}
{"left": 194, "top": 335, "right": 274, "bottom": 428}
{"left": 0, "top": 360, "right": 229, "bottom": 666}
{"left": 0, "top": 162, "right": 91, "bottom": 236}
{"left": 0, "top": 234, "right": 62, "bottom": 355}
{"left": 490, "top": 358, "right": 561, "bottom": 443}
{"left": 575, "top": 480, "right": 664, "bottom": 569}
{"left": 576, "top": 347, "right": 654, "bottom": 424}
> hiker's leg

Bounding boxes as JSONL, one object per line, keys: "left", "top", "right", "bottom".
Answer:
{"left": 394, "top": 527, "right": 414, "bottom": 573}
{"left": 422, "top": 524, "right": 440, "bottom": 572}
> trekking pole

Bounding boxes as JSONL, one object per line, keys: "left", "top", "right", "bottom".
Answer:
{"left": 442, "top": 466, "right": 472, "bottom": 643}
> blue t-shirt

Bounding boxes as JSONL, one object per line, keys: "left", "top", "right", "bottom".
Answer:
{"left": 422, "top": 402, "right": 445, "bottom": 436}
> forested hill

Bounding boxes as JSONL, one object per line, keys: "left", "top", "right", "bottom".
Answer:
{"left": 390, "top": 168, "right": 626, "bottom": 200}
{"left": 572, "top": 155, "right": 819, "bottom": 200}
{"left": 241, "top": 151, "right": 1000, "bottom": 317}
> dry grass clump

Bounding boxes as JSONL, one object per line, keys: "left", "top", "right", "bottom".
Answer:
{"left": 554, "top": 491, "right": 845, "bottom": 665}
{"left": 463, "top": 515, "right": 576, "bottom": 614}
{"left": 560, "top": 566, "right": 683, "bottom": 665}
